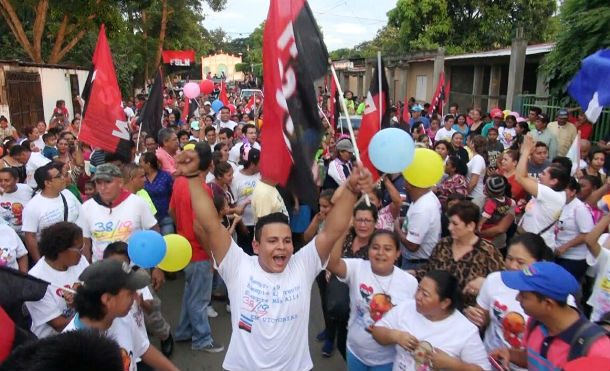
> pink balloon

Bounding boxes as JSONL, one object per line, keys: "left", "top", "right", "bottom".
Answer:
{"left": 510, "top": 111, "right": 520, "bottom": 118}
{"left": 183, "top": 82, "right": 200, "bottom": 99}
{"left": 199, "top": 80, "right": 214, "bottom": 95}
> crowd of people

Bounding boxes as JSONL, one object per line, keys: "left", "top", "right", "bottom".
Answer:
{"left": 1, "top": 78, "right": 610, "bottom": 371}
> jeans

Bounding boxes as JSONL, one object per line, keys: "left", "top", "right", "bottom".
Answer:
{"left": 158, "top": 215, "right": 175, "bottom": 236}
{"left": 175, "top": 260, "right": 214, "bottom": 348}
{"left": 400, "top": 257, "right": 427, "bottom": 271}
{"left": 346, "top": 349, "right": 393, "bottom": 371}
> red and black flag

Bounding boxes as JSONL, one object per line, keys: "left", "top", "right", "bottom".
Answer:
{"left": 79, "top": 24, "right": 131, "bottom": 160}
{"left": 244, "top": 94, "right": 256, "bottom": 114}
{"left": 219, "top": 80, "right": 229, "bottom": 107}
{"left": 260, "top": 0, "right": 329, "bottom": 207}
{"left": 136, "top": 68, "right": 164, "bottom": 141}
{"left": 356, "top": 58, "right": 390, "bottom": 182}
{"left": 329, "top": 76, "right": 340, "bottom": 131}
{"left": 431, "top": 72, "right": 446, "bottom": 116}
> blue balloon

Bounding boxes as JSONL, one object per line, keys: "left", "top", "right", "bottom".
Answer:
{"left": 128, "top": 230, "right": 167, "bottom": 268}
{"left": 368, "top": 128, "right": 415, "bottom": 173}
{"left": 211, "top": 99, "right": 223, "bottom": 112}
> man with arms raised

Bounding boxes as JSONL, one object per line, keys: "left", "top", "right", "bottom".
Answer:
{"left": 176, "top": 148, "right": 372, "bottom": 371}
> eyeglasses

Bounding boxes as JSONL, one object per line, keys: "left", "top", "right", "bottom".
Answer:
{"left": 49, "top": 173, "right": 64, "bottom": 180}
{"left": 354, "top": 218, "right": 375, "bottom": 225}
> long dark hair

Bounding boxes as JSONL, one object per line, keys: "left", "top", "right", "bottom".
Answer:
{"left": 425, "top": 270, "right": 464, "bottom": 311}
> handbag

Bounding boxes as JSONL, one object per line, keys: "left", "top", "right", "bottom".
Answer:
{"left": 325, "top": 274, "right": 350, "bottom": 320}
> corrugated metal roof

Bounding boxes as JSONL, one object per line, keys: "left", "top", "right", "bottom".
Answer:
{"left": 445, "top": 42, "right": 555, "bottom": 60}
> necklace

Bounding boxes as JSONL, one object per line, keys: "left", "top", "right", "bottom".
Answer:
{"left": 371, "top": 267, "right": 394, "bottom": 294}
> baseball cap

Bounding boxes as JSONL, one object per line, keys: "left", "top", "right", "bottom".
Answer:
{"left": 493, "top": 111, "right": 504, "bottom": 119}
{"left": 190, "top": 120, "right": 200, "bottom": 130}
{"left": 411, "top": 105, "right": 423, "bottom": 112}
{"left": 203, "top": 101, "right": 211, "bottom": 106}
{"left": 537, "top": 113, "right": 550, "bottom": 123}
{"left": 79, "top": 259, "right": 150, "bottom": 293}
{"left": 336, "top": 138, "right": 354, "bottom": 153}
{"left": 557, "top": 109, "right": 569, "bottom": 118}
{"left": 92, "top": 163, "right": 122, "bottom": 181}
{"left": 500, "top": 262, "right": 579, "bottom": 302}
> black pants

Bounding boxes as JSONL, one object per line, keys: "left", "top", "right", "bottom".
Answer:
{"left": 237, "top": 225, "right": 255, "bottom": 255}
{"left": 555, "top": 258, "right": 588, "bottom": 282}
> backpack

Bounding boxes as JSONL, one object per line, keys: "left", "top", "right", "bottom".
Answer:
{"left": 528, "top": 318, "right": 610, "bottom": 361}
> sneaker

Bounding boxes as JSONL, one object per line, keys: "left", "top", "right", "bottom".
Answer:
{"left": 226, "top": 303, "right": 231, "bottom": 313}
{"left": 193, "top": 340, "right": 224, "bottom": 353}
{"left": 315, "top": 329, "right": 327, "bottom": 342}
{"left": 207, "top": 306, "right": 218, "bottom": 318}
{"left": 160, "top": 333, "right": 174, "bottom": 357}
{"left": 321, "top": 339, "right": 334, "bottom": 357}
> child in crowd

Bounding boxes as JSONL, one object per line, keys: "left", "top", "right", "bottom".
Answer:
{"left": 213, "top": 194, "right": 241, "bottom": 236}
{"left": 41, "top": 133, "right": 58, "bottom": 161}
{"left": 486, "top": 127, "right": 505, "bottom": 169}
{"left": 82, "top": 180, "right": 96, "bottom": 201}
{"left": 478, "top": 175, "right": 515, "bottom": 241}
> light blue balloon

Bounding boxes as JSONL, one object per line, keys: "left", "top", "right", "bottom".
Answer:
{"left": 368, "top": 128, "right": 415, "bottom": 173}
{"left": 211, "top": 99, "right": 223, "bottom": 112}
{"left": 128, "top": 230, "right": 167, "bottom": 268}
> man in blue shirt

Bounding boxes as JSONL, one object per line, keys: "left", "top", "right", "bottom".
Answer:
{"left": 408, "top": 105, "right": 430, "bottom": 129}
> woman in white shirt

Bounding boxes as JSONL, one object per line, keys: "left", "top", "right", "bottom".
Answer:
{"left": 464, "top": 233, "right": 554, "bottom": 370}
{"left": 516, "top": 135, "right": 569, "bottom": 249}
{"left": 326, "top": 229, "right": 418, "bottom": 371}
{"left": 554, "top": 178, "right": 594, "bottom": 281}
{"left": 371, "top": 270, "right": 490, "bottom": 371}
{"left": 467, "top": 135, "right": 487, "bottom": 199}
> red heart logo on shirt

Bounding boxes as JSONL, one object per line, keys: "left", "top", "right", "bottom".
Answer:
{"left": 359, "top": 283, "right": 373, "bottom": 299}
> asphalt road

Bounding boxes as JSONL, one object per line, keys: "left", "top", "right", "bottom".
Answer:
{"left": 154, "top": 271, "right": 347, "bottom": 371}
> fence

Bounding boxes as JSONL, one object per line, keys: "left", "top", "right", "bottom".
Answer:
{"left": 516, "top": 94, "right": 610, "bottom": 142}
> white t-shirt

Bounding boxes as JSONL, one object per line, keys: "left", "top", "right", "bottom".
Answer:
{"left": 216, "top": 238, "right": 326, "bottom": 371}
{"left": 477, "top": 272, "right": 529, "bottom": 355}
{"left": 22, "top": 189, "right": 84, "bottom": 239}
{"left": 402, "top": 191, "right": 441, "bottom": 260}
{"left": 434, "top": 127, "right": 456, "bottom": 143}
{"left": 0, "top": 183, "right": 34, "bottom": 234}
{"left": 33, "top": 136, "right": 45, "bottom": 152}
{"left": 340, "top": 259, "right": 417, "bottom": 366}
{"left": 229, "top": 141, "right": 261, "bottom": 164}
{"left": 218, "top": 120, "right": 238, "bottom": 131}
{"left": 231, "top": 170, "right": 261, "bottom": 226}
{"left": 586, "top": 236, "right": 610, "bottom": 322}
{"left": 520, "top": 184, "right": 566, "bottom": 249}
{"left": 467, "top": 154, "right": 486, "bottom": 199}
{"left": 377, "top": 300, "right": 490, "bottom": 371}
{"left": 0, "top": 224, "right": 27, "bottom": 269}
{"left": 555, "top": 198, "right": 594, "bottom": 259}
{"left": 498, "top": 127, "right": 517, "bottom": 149}
{"left": 81, "top": 194, "right": 158, "bottom": 262}
{"left": 25, "top": 152, "right": 51, "bottom": 188}
{"left": 25, "top": 255, "right": 89, "bottom": 338}
{"left": 63, "top": 313, "right": 149, "bottom": 371}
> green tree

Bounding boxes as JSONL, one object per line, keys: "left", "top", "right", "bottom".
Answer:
{"left": 543, "top": 0, "right": 610, "bottom": 96}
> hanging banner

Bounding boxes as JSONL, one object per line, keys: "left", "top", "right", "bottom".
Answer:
{"left": 162, "top": 50, "right": 195, "bottom": 66}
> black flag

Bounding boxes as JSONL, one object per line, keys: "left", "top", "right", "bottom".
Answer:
{"left": 137, "top": 68, "right": 164, "bottom": 141}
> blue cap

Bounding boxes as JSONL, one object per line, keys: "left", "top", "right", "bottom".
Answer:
{"left": 557, "top": 109, "right": 569, "bottom": 118}
{"left": 500, "top": 262, "right": 578, "bottom": 302}
{"left": 411, "top": 105, "right": 423, "bottom": 112}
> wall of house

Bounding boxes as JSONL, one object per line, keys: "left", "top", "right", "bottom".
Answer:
{"left": 201, "top": 54, "right": 245, "bottom": 82}
{"left": 40, "top": 67, "right": 88, "bottom": 123}
{"left": 406, "top": 62, "right": 434, "bottom": 104}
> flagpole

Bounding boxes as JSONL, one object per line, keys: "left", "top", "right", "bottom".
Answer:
{"left": 330, "top": 63, "right": 370, "bottom": 206}
{"left": 377, "top": 51, "right": 382, "bottom": 130}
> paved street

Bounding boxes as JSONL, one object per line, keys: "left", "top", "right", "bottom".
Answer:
{"left": 155, "top": 272, "right": 347, "bottom": 371}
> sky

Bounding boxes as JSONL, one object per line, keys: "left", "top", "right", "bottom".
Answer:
{"left": 201, "top": 0, "right": 396, "bottom": 51}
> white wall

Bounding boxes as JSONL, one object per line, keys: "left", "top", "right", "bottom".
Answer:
{"left": 39, "top": 67, "right": 88, "bottom": 123}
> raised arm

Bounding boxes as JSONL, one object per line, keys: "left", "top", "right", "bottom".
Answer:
{"left": 326, "top": 229, "right": 349, "bottom": 279}
{"left": 383, "top": 175, "right": 402, "bottom": 218}
{"left": 585, "top": 214, "right": 610, "bottom": 258}
{"left": 177, "top": 150, "right": 232, "bottom": 264}
{"left": 315, "top": 163, "right": 372, "bottom": 263}
{"left": 515, "top": 135, "right": 539, "bottom": 197}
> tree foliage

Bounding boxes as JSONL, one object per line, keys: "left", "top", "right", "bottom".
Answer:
{"left": 542, "top": 0, "right": 610, "bottom": 96}
{"left": 330, "top": 0, "right": 558, "bottom": 57}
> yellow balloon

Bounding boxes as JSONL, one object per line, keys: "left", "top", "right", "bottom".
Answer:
{"left": 402, "top": 148, "right": 445, "bottom": 188}
{"left": 503, "top": 109, "right": 511, "bottom": 119}
{"left": 158, "top": 234, "right": 192, "bottom": 272}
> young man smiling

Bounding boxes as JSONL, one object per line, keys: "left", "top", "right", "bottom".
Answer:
{"left": 176, "top": 146, "right": 372, "bottom": 371}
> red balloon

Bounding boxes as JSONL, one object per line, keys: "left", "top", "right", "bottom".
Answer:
{"left": 199, "top": 80, "right": 214, "bottom": 95}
